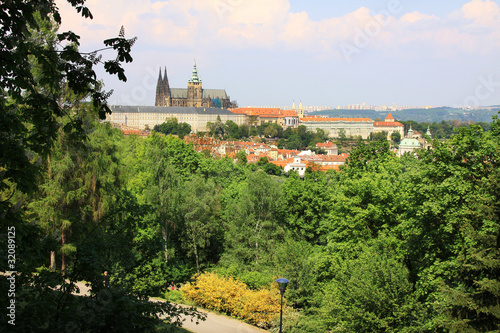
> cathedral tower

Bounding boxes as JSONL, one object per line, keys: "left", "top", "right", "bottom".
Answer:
{"left": 155, "top": 67, "right": 171, "bottom": 106}
{"left": 298, "top": 101, "right": 304, "bottom": 118}
{"left": 155, "top": 68, "right": 163, "bottom": 106}
{"left": 154, "top": 62, "right": 234, "bottom": 108}
{"left": 187, "top": 61, "right": 203, "bottom": 107}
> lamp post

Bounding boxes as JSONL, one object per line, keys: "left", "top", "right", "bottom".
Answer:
{"left": 275, "top": 278, "right": 289, "bottom": 333}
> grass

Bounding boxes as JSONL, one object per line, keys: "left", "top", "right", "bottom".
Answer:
{"left": 160, "top": 289, "right": 197, "bottom": 307}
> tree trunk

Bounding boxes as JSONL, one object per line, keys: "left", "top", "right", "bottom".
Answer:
{"left": 162, "top": 225, "right": 169, "bottom": 263}
{"left": 61, "top": 228, "right": 67, "bottom": 275}
{"left": 50, "top": 251, "right": 56, "bottom": 272}
{"left": 191, "top": 229, "right": 199, "bottom": 275}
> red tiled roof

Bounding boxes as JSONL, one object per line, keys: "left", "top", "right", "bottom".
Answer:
{"left": 280, "top": 110, "right": 298, "bottom": 117}
{"left": 302, "top": 116, "right": 372, "bottom": 122}
{"left": 316, "top": 141, "right": 337, "bottom": 148}
{"left": 319, "top": 155, "right": 348, "bottom": 162}
{"left": 230, "top": 108, "right": 281, "bottom": 116}
{"left": 270, "top": 160, "right": 288, "bottom": 168}
{"left": 373, "top": 121, "right": 404, "bottom": 127}
{"left": 386, "top": 113, "right": 394, "bottom": 120}
{"left": 229, "top": 108, "right": 298, "bottom": 118}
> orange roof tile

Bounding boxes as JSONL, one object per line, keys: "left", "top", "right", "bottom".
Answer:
{"left": 280, "top": 110, "right": 298, "bottom": 117}
{"left": 301, "top": 117, "right": 372, "bottom": 122}
{"left": 270, "top": 160, "right": 288, "bottom": 168}
{"left": 373, "top": 121, "right": 404, "bottom": 127}
{"left": 316, "top": 141, "right": 337, "bottom": 148}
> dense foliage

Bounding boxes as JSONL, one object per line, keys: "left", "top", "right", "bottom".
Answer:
{"left": 6, "top": 113, "right": 496, "bottom": 332}
{"left": 0, "top": 1, "right": 204, "bottom": 332}
{"left": 1, "top": 2, "right": 499, "bottom": 332}
{"left": 153, "top": 117, "right": 192, "bottom": 138}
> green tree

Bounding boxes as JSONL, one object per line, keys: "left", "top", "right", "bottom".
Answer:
{"left": 154, "top": 117, "right": 192, "bottom": 138}
{"left": 239, "top": 123, "right": 250, "bottom": 138}
{"left": 264, "top": 124, "right": 279, "bottom": 138}
{"left": 404, "top": 122, "right": 500, "bottom": 331}
{"left": 371, "top": 131, "right": 388, "bottom": 141}
{"left": 1, "top": 2, "right": 136, "bottom": 200}
{"left": 281, "top": 172, "right": 332, "bottom": 244}
{"left": 236, "top": 149, "right": 247, "bottom": 165}
{"left": 179, "top": 176, "right": 222, "bottom": 274}
{"left": 322, "top": 237, "right": 424, "bottom": 332}
{"left": 225, "top": 120, "right": 241, "bottom": 139}
{"left": 344, "top": 139, "right": 393, "bottom": 176}
{"left": 338, "top": 128, "right": 347, "bottom": 143}
{"left": 286, "top": 134, "right": 303, "bottom": 150}
{"left": 207, "top": 115, "right": 226, "bottom": 137}
{"left": 221, "top": 171, "right": 284, "bottom": 267}
{"left": 391, "top": 131, "right": 401, "bottom": 144}
{"left": 128, "top": 133, "right": 200, "bottom": 263}
{"left": 28, "top": 119, "right": 122, "bottom": 273}
{"left": 283, "top": 127, "right": 294, "bottom": 139}
{"left": 257, "top": 157, "right": 282, "bottom": 176}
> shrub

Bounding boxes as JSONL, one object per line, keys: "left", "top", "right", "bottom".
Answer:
{"left": 182, "top": 272, "right": 284, "bottom": 328}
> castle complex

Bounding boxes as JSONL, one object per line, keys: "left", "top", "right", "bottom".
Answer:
{"left": 155, "top": 62, "right": 235, "bottom": 109}
{"left": 108, "top": 62, "right": 406, "bottom": 141}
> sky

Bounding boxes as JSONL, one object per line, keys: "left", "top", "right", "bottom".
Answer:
{"left": 55, "top": 0, "right": 500, "bottom": 108}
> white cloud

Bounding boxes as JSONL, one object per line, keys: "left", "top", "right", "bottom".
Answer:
{"left": 55, "top": 0, "right": 500, "bottom": 60}
{"left": 225, "top": 0, "right": 289, "bottom": 25}
{"left": 400, "top": 11, "right": 438, "bottom": 24}
{"left": 462, "top": 0, "right": 500, "bottom": 26}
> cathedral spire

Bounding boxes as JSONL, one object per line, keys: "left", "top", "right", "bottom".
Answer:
{"left": 292, "top": 100, "right": 296, "bottom": 110}
{"left": 408, "top": 125, "right": 414, "bottom": 138}
{"left": 155, "top": 67, "right": 163, "bottom": 106}
{"left": 188, "top": 60, "right": 201, "bottom": 83}
{"left": 426, "top": 126, "right": 432, "bottom": 139}
{"left": 163, "top": 67, "right": 170, "bottom": 90}
{"left": 157, "top": 67, "right": 162, "bottom": 82}
{"left": 297, "top": 100, "right": 304, "bottom": 119}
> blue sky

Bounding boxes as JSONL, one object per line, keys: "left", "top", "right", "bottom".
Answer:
{"left": 57, "top": 0, "right": 500, "bottom": 108}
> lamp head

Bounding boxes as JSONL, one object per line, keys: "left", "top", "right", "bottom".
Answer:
{"left": 275, "top": 278, "right": 289, "bottom": 293}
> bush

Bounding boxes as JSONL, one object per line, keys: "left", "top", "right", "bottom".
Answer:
{"left": 163, "top": 289, "right": 185, "bottom": 303}
{"left": 182, "top": 272, "right": 284, "bottom": 328}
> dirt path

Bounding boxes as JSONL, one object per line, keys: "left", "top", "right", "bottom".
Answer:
{"left": 72, "top": 282, "right": 266, "bottom": 333}
{"left": 178, "top": 309, "right": 267, "bottom": 333}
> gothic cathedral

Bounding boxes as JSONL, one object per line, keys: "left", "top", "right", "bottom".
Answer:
{"left": 155, "top": 62, "right": 236, "bottom": 109}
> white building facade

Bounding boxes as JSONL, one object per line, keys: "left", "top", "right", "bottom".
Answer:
{"left": 106, "top": 105, "right": 246, "bottom": 132}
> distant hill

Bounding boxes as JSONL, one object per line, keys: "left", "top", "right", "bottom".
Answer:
{"left": 310, "top": 107, "right": 499, "bottom": 123}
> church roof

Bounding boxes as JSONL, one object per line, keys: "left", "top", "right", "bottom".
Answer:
{"left": 188, "top": 62, "right": 201, "bottom": 83}
{"left": 169, "top": 88, "right": 228, "bottom": 100}
{"left": 399, "top": 138, "right": 422, "bottom": 147}
{"left": 109, "top": 105, "right": 237, "bottom": 115}
{"left": 280, "top": 110, "right": 298, "bottom": 117}
{"left": 203, "top": 89, "right": 228, "bottom": 99}
{"left": 170, "top": 88, "right": 188, "bottom": 99}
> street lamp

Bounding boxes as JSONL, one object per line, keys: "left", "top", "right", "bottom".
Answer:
{"left": 275, "top": 278, "right": 289, "bottom": 333}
